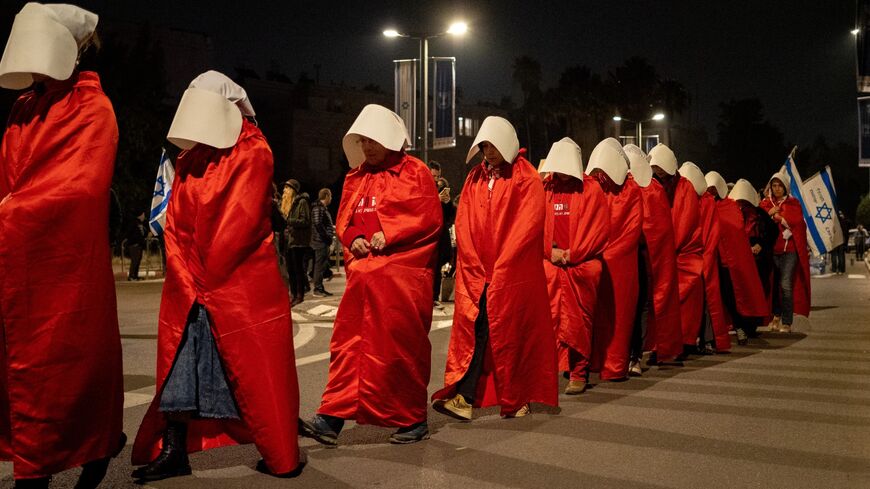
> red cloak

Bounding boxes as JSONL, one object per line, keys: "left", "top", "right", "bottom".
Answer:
{"left": 541, "top": 176, "right": 610, "bottom": 373}
{"left": 716, "top": 198, "right": 769, "bottom": 318}
{"left": 433, "top": 155, "right": 558, "bottom": 413}
{"left": 637, "top": 180, "right": 683, "bottom": 361}
{"left": 319, "top": 153, "right": 441, "bottom": 427}
{"left": 760, "top": 196, "right": 811, "bottom": 318}
{"left": 590, "top": 174, "right": 642, "bottom": 381}
{"left": 736, "top": 200, "right": 775, "bottom": 318}
{"left": 669, "top": 177, "right": 704, "bottom": 346}
{"left": 699, "top": 192, "right": 730, "bottom": 351}
{"left": 0, "top": 72, "right": 124, "bottom": 479}
{"left": 132, "top": 121, "right": 302, "bottom": 475}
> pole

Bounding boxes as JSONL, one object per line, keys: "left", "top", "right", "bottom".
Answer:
{"left": 422, "top": 37, "right": 429, "bottom": 163}
{"left": 636, "top": 121, "right": 642, "bottom": 151}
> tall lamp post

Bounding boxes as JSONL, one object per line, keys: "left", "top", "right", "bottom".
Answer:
{"left": 384, "top": 21, "right": 467, "bottom": 163}
{"left": 613, "top": 113, "right": 666, "bottom": 152}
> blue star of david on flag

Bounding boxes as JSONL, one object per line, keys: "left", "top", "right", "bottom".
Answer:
{"left": 815, "top": 202, "right": 832, "bottom": 223}
{"left": 153, "top": 176, "right": 166, "bottom": 197}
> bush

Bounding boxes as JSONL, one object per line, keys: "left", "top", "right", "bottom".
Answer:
{"left": 857, "top": 193, "right": 870, "bottom": 228}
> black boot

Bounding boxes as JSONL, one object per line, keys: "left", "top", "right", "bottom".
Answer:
{"left": 131, "top": 422, "right": 191, "bottom": 482}
{"left": 14, "top": 477, "right": 50, "bottom": 489}
{"left": 75, "top": 432, "right": 127, "bottom": 489}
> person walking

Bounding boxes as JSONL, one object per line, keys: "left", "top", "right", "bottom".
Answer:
{"left": 281, "top": 179, "right": 311, "bottom": 306}
{"left": 126, "top": 212, "right": 148, "bottom": 281}
{"left": 310, "top": 188, "right": 335, "bottom": 297}
{"left": 433, "top": 176, "right": 456, "bottom": 307}
{"left": 0, "top": 4, "right": 125, "bottom": 488}
{"left": 856, "top": 224, "right": 868, "bottom": 261}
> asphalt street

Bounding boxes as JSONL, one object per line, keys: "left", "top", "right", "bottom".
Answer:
{"left": 2, "top": 260, "right": 870, "bottom": 488}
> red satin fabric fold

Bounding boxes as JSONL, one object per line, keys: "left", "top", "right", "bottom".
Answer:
{"left": 670, "top": 177, "right": 704, "bottom": 346}
{"left": 699, "top": 193, "right": 730, "bottom": 351}
{"left": 433, "top": 156, "right": 557, "bottom": 414}
{"left": 0, "top": 72, "right": 124, "bottom": 478}
{"left": 591, "top": 175, "right": 642, "bottom": 380}
{"left": 319, "top": 153, "right": 441, "bottom": 427}
{"left": 132, "top": 121, "right": 301, "bottom": 475}
{"left": 637, "top": 180, "right": 683, "bottom": 360}
{"left": 716, "top": 198, "right": 769, "bottom": 318}
{"left": 541, "top": 176, "right": 610, "bottom": 372}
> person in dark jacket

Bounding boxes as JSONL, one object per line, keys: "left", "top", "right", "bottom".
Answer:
{"left": 310, "top": 188, "right": 336, "bottom": 297}
{"left": 433, "top": 177, "right": 455, "bottom": 306}
{"left": 126, "top": 212, "right": 148, "bottom": 281}
{"left": 281, "top": 179, "right": 311, "bottom": 306}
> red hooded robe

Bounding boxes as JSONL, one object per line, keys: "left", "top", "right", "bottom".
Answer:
{"left": 0, "top": 71, "right": 124, "bottom": 479}
{"left": 716, "top": 198, "right": 769, "bottom": 318}
{"left": 433, "top": 154, "right": 557, "bottom": 413}
{"left": 637, "top": 180, "right": 683, "bottom": 360}
{"left": 699, "top": 192, "right": 730, "bottom": 351}
{"left": 318, "top": 152, "right": 441, "bottom": 427}
{"left": 666, "top": 177, "right": 704, "bottom": 346}
{"left": 541, "top": 176, "right": 610, "bottom": 374}
{"left": 132, "top": 120, "right": 302, "bottom": 475}
{"left": 760, "top": 196, "right": 811, "bottom": 318}
{"left": 590, "top": 174, "right": 642, "bottom": 380}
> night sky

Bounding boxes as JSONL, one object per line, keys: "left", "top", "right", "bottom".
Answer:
{"left": 0, "top": 0, "right": 860, "bottom": 146}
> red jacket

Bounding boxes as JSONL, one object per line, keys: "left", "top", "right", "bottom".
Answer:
{"left": 132, "top": 121, "right": 302, "bottom": 475}
{"left": 590, "top": 173, "right": 642, "bottom": 380}
{"left": 0, "top": 72, "right": 124, "bottom": 479}
{"left": 319, "top": 152, "right": 441, "bottom": 427}
{"left": 542, "top": 176, "right": 610, "bottom": 371}
{"left": 433, "top": 154, "right": 557, "bottom": 413}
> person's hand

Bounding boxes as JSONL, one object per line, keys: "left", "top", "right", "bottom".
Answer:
{"left": 370, "top": 231, "right": 386, "bottom": 250}
{"left": 551, "top": 248, "right": 568, "bottom": 265}
{"left": 768, "top": 207, "right": 779, "bottom": 217}
{"left": 439, "top": 188, "right": 451, "bottom": 204}
{"left": 751, "top": 244, "right": 762, "bottom": 255}
{"left": 350, "top": 237, "right": 371, "bottom": 258}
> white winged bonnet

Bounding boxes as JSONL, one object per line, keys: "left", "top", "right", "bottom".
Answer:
{"left": 624, "top": 144, "right": 652, "bottom": 188}
{"left": 705, "top": 171, "right": 728, "bottom": 199}
{"left": 0, "top": 2, "right": 98, "bottom": 90}
{"left": 648, "top": 143, "right": 678, "bottom": 176}
{"left": 167, "top": 71, "right": 255, "bottom": 150}
{"left": 678, "top": 162, "right": 707, "bottom": 196}
{"left": 584, "top": 137, "right": 630, "bottom": 185}
{"left": 539, "top": 137, "right": 583, "bottom": 180}
{"left": 728, "top": 178, "right": 760, "bottom": 207}
{"left": 467, "top": 116, "right": 519, "bottom": 164}
{"left": 342, "top": 104, "right": 410, "bottom": 169}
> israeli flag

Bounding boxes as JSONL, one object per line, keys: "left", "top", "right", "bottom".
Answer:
{"left": 149, "top": 149, "right": 175, "bottom": 236}
{"left": 783, "top": 154, "right": 844, "bottom": 256}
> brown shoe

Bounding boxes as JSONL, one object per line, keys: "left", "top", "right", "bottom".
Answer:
{"left": 564, "top": 380, "right": 587, "bottom": 395}
{"left": 432, "top": 394, "right": 472, "bottom": 421}
{"left": 503, "top": 404, "right": 530, "bottom": 418}
{"left": 779, "top": 323, "right": 792, "bottom": 333}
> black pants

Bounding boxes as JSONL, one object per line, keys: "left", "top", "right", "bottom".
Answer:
{"left": 630, "top": 251, "right": 650, "bottom": 361}
{"left": 286, "top": 247, "right": 308, "bottom": 299}
{"left": 456, "top": 285, "right": 489, "bottom": 404}
{"left": 128, "top": 244, "right": 143, "bottom": 279}
{"left": 719, "top": 266, "right": 759, "bottom": 336}
{"left": 831, "top": 246, "right": 846, "bottom": 273}
{"left": 312, "top": 246, "right": 330, "bottom": 291}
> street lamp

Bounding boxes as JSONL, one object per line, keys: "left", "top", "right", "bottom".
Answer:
{"left": 853, "top": 28, "right": 861, "bottom": 36}
{"left": 384, "top": 21, "right": 468, "bottom": 163}
{"left": 612, "top": 113, "right": 666, "bottom": 151}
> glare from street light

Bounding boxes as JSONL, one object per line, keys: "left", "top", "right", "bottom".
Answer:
{"left": 383, "top": 29, "right": 400, "bottom": 38}
{"left": 613, "top": 116, "right": 622, "bottom": 121}
{"left": 852, "top": 28, "right": 861, "bottom": 36}
{"left": 447, "top": 22, "right": 468, "bottom": 36}
{"left": 652, "top": 113, "right": 665, "bottom": 121}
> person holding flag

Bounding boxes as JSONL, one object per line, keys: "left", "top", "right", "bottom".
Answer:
{"left": 539, "top": 138, "right": 609, "bottom": 394}
{"left": 759, "top": 171, "right": 810, "bottom": 333}
{"left": 132, "top": 71, "right": 304, "bottom": 481}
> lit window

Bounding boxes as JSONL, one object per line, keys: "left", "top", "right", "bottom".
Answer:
{"left": 458, "top": 117, "right": 465, "bottom": 136}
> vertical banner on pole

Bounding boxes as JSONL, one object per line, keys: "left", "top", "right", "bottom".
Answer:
{"left": 860, "top": 97, "right": 870, "bottom": 168}
{"left": 858, "top": 0, "right": 870, "bottom": 92}
{"left": 394, "top": 59, "right": 417, "bottom": 150}
{"left": 432, "top": 58, "right": 456, "bottom": 150}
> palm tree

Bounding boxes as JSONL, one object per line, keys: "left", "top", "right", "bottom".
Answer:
{"left": 512, "top": 56, "right": 543, "bottom": 157}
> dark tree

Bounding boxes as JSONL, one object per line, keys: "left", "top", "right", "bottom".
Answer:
{"left": 715, "top": 98, "right": 786, "bottom": 186}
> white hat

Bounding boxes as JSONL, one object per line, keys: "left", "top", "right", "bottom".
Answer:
{"left": 678, "top": 162, "right": 706, "bottom": 196}
{"left": 539, "top": 137, "right": 583, "bottom": 180}
{"left": 768, "top": 171, "right": 790, "bottom": 195}
{"left": 0, "top": 3, "right": 98, "bottom": 90}
{"left": 727, "top": 178, "right": 760, "bottom": 207}
{"left": 585, "top": 137, "right": 630, "bottom": 186}
{"left": 342, "top": 104, "right": 410, "bottom": 169}
{"left": 167, "top": 71, "right": 254, "bottom": 150}
{"left": 705, "top": 171, "right": 728, "bottom": 199}
{"left": 624, "top": 144, "right": 652, "bottom": 188}
{"left": 648, "top": 143, "right": 678, "bottom": 176}
{"left": 467, "top": 116, "right": 519, "bottom": 164}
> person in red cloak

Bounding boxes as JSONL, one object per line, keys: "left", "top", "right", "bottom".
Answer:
{"left": 707, "top": 173, "right": 769, "bottom": 345}
{"left": 624, "top": 145, "right": 683, "bottom": 372}
{"left": 432, "top": 116, "right": 557, "bottom": 420}
{"left": 585, "top": 138, "right": 642, "bottom": 381}
{"left": 131, "top": 71, "right": 303, "bottom": 481}
{"left": 759, "top": 172, "right": 810, "bottom": 333}
{"left": 649, "top": 144, "right": 703, "bottom": 357}
{"left": 0, "top": 5, "right": 125, "bottom": 488}
{"left": 680, "top": 162, "right": 730, "bottom": 354}
{"left": 539, "top": 138, "right": 609, "bottom": 394}
{"left": 728, "top": 178, "right": 777, "bottom": 334}
{"left": 299, "top": 104, "right": 441, "bottom": 445}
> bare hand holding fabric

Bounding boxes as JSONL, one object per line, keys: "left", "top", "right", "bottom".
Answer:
{"left": 370, "top": 231, "right": 386, "bottom": 250}
{"left": 351, "top": 237, "right": 372, "bottom": 257}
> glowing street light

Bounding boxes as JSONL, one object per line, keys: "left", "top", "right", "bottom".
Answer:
{"left": 447, "top": 22, "right": 468, "bottom": 36}
{"left": 612, "top": 113, "right": 667, "bottom": 151}
{"left": 853, "top": 28, "right": 861, "bottom": 36}
{"left": 383, "top": 29, "right": 400, "bottom": 38}
{"left": 652, "top": 113, "right": 665, "bottom": 121}
{"left": 612, "top": 116, "right": 622, "bottom": 121}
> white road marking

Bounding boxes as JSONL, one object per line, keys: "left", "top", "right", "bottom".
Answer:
{"left": 847, "top": 274, "right": 867, "bottom": 279}
{"left": 124, "top": 392, "right": 154, "bottom": 409}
